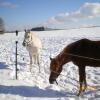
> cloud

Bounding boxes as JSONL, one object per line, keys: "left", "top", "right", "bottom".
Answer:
{"left": 0, "top": 1, "right": 18, "bottom": 8}
{"left": 44, "top": 2, "right": 100, "bottom": 27}
{"left": 74, "top": 2, "right": 100, "bottom": 19}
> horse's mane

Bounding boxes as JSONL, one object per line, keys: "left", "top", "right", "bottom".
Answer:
{"left": 30, "top": 31, "right": 42, "bottom": 49}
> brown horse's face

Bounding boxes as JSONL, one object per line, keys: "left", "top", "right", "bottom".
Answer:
{"left": 49, "top": 58, "right": 62, "bottom": 84}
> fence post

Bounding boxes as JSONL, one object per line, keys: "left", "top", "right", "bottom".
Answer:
{"left": 15, "top": 30, "right": 18, "bottom": 79}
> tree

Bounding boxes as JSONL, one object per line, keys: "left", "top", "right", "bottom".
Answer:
{"left": 0, "top": 17, "right": 5, "bottom": 34}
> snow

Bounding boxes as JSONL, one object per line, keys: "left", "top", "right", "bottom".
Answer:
{"left": 0, "top": 27, "right": 100, "bottom": 100}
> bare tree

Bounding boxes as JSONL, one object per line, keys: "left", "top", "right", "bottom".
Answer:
{"left": 0, "top": 17, "right": 5, "bottom": 34}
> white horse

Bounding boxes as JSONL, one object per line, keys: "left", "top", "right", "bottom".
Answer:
{"left": 22, "top": 30, "right": 42, "bottom": 72}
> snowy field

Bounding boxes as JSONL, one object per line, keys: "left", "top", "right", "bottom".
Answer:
{"left": 0, "top": 27, "right": 100, "bottom": 100}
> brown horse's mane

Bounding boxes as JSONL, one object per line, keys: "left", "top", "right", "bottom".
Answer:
{"left": 54, "top": 47, "right": 68, "bottom": 66}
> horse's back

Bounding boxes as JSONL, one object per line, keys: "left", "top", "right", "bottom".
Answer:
{"left": 65, "top": 39, "right": 100, "bottom": 66}
{"left": 65, "top": 38, "right": 100, "bottom": 58}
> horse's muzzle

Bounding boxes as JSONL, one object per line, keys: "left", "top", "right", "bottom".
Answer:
{"left": 49, "top": 78, "right": 55, "bottom": 84}
{"left": 49, "top": 79, "right": 58, "bottom": 85}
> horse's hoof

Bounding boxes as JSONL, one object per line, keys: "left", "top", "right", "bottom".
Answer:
{"left": 77, "top": 93, "right": 80, "bottom": 96}
{"left": 82, "top": 89, "right": 86, "bottom": 92}
{"left": 77, "top": 91, "right": 82, "bottom": 96}
{"left": 77, "top": 91, "right": 84, "bottom": 97}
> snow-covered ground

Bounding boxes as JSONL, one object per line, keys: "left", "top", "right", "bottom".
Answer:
{"left": 0, "top": 27, "right": 100, "bottom": 100}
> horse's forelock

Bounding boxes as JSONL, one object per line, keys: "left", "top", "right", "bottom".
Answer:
{"left": 25, "top": 31, "right": 31, "bottom": 37}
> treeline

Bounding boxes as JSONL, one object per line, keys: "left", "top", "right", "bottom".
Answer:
{"left": 0, "top": 17, "right": 5, "bottom": 34}
{"left": 31, "top": 26, "right": 60, "bottom": 31}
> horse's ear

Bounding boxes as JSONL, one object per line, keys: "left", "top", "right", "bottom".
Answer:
{"left": 50, "top": 57, "right": 53, "bottom": 61}
{"left": 24, "top": 29, "right": 27, "bottom": 32}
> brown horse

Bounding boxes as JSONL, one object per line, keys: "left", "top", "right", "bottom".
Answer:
{"left": 49, "top": 38, "right": 100, "bottom": 96}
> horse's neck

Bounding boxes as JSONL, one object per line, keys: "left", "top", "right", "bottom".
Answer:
{"left": 56, "top": 51, "right": 67, "bottom": 67}
{"left": 32, "top": 32, "right": 37, "bottom": 38}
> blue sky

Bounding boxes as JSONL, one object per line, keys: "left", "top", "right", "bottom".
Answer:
{"left": 0, "top": 0, "right": 100, "bottom": 31}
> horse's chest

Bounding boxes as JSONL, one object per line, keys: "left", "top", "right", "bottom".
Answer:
{"left": 26, "top": 46, "right": 38, "bottom": 53}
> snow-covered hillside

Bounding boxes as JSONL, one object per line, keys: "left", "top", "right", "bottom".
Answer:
{"left": 0, "top": 27, "right": 100, "bottom": 100}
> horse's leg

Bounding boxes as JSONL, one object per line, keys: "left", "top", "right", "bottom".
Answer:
{"left": 77, "top": 66, "right": 85, "bottom": 96}
{"left": 31, "top": 54, "right": 36, "bottom": 65}
{"left": 79, "top": 66, "right": 87, "bottom": 92}
{"left": 37, "top": 54, "right": 40, "bottom": 72}
{"left": 29, "top": 53, "right": 32, "bottom": 72}
{"left": 34, "top": 55, "right": 36, "bottom": 64}
{"left": 83, "top": 68, "right": 87, "bottom": 92}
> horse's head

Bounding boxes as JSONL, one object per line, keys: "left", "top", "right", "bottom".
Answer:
{"left": 22, "top": 30, "right": 32, "bottom": 47}
{"left": 49, "top": 57, "right": 62, "bottom": 84}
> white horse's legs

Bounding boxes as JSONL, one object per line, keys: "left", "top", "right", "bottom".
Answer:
{"left": 33, "top": 54, "right": 40, "bottom": 72}
{"left": 28, "top": 51, "right": 41, "bottom": 73}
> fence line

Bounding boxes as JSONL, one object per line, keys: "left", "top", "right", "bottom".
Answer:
{"left": 64, "top": 52, "right": 100, "bottom": 62}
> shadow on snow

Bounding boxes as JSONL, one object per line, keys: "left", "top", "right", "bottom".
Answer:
{"left": 0, "top": 85, "right": 75, "bottom": 98}
{"left": 0, "top": 62, "right": 8, "bottom": 69}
